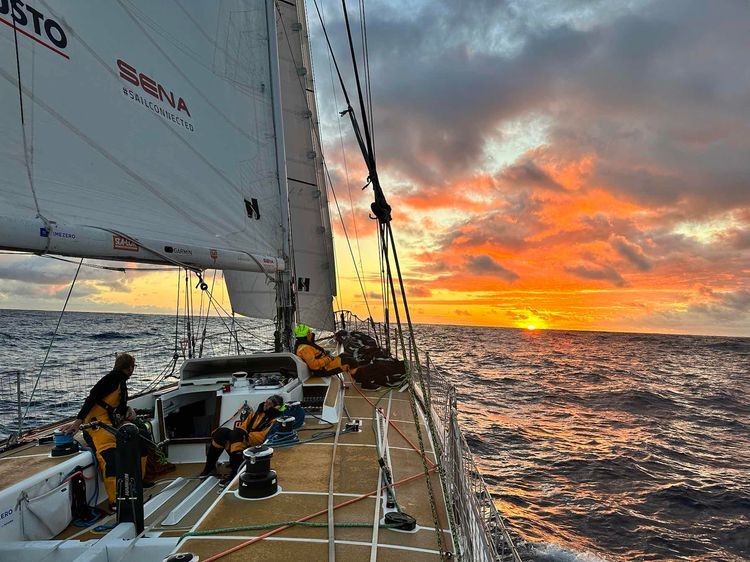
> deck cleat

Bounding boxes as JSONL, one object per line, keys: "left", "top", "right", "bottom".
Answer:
{"left": 384, "top": 511, "right": 417, "bottom": 531}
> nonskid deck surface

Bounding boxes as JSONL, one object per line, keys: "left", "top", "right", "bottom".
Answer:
{"left": 177, "top": 379, "right": 452, "bottom": 561}
{"left": 0, "top": 379, "right": 453, "bottom": 560}
{"left": 0, "top": 441, "right": 71, "bottom": 490}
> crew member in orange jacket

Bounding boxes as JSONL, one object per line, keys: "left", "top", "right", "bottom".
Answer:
{"left": 293, "top": 323, "right": 356, "bottom": 376}
{"left": 63, "top": 353, "right": 147, "bottom": 506}
{"left": 199, "top": 395, "right": 285, "bottom": 483}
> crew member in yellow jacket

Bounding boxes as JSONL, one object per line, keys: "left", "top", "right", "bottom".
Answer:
{"left": 293, "top": 323, "right": 357, "bottom": 376}
{"left": 199, "top": 395, "right": 285, "bottom": 484}
{"left": 64, "top": 353, "right": 146, "bottom": 506}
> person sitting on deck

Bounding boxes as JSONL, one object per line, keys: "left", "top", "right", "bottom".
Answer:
{"left": 62, "top": 353, "right": 147, "bottom": 507}
{"left": 199, "top": 394, "right": 285, "bottom": 483}
{"left": 294, "top": 323, "right": 357, "bottom": 377}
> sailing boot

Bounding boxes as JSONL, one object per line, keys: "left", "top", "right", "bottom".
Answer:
{"left": 220, "top": 451, "right": 244, "bottom": 487}
{"left": 199, "top": 444, "right": 223, "bottom": 477}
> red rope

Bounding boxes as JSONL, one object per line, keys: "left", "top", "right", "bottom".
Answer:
{"left": 350, "top": 382, "right": 436, "bottom": 468}
{"left": 201, "top": 466, "right": 438, "bottom": 562}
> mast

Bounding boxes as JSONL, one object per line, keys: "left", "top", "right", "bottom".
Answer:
{"left": 267, "top": 0, "right": 295, "bottom": 350}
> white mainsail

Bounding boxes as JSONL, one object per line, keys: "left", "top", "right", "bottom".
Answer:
{"left": 226, "top": 0, "right": 336, "bottom": 331}
{"left": 0, "top": 0, "right": 285, "bottom": 273}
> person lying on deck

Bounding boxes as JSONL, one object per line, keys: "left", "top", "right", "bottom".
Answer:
{"left": 293, "top": 323, "right": 357, "bottom": 377}
{"left": 199, "top": 394, "right": 285, "bottom": 483}
{"left": 334, "top": 329, "right": 407, "bottom": 389}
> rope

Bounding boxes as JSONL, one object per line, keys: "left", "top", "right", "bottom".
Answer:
{"left": 183, "top": 520, "right": 399, "bottom": 539}
{"left": 198, "top": 467, "right": 437, "bottom": 562}
{"left": 11, "top": 14, "right": 43, "bottom": 221}
{"left": 20, "top": 258, "right": 83, "bottom": 430}
{"left": 40, "top": 255, "right": 176, "bottom": 272}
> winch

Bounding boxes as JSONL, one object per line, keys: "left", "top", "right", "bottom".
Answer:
{"left": 50, "top": 430, "right": 80, "bottom": 457}
{"left": 238, "top": 445, "right": 277, "bottom": 499}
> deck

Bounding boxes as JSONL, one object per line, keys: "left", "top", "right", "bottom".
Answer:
{"left": 0, "top": 376, "right": 453, "bottom": 561}
{"left": 176, "top": 378, "right": 452, "bottom": 560}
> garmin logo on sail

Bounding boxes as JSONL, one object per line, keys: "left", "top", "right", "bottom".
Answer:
{"left": 0, "top": 1, "right": 68, "bottom": 59}
{"left": 117, "top": 59, "right": 195, "bottom": 133}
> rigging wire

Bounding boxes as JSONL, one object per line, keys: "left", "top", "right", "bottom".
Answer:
{"left": 323, "top": 166, "right": 374, "bottom": 321}
{"left": 40, "top": 255, "right": 178, "bottom": 272}
{"left": 358, "top": 0, "right": 375, "bottom": 151}
{"left": 276, "top": 1, "right": 372, "bottom": 320}
{"left": 20, "top": 259, "right": 84, "bottom": 430}
{"left": 322, "top": 5, "right": 368, "bottom": 312}
{"left": 301, "top": 0, "right": 376, "bottom": 320}
{"left": 11, "top": 14, "right": 42, "bottom": 220}
{"left": 173, "top": 269, "right": 181, "bottom": 358}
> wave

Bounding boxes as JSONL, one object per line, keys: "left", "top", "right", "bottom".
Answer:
{"left": 647, "top": 483, "right": 750, "bottom": 512}
{"left": 705, "top": 340, "right": 750, "bottom": 352}
{"left": 88, "top": 331, "right": 137, "bottom": 340}
{"left": 591, "top": 388, "right": 677, "bottom": 415}
{"left": 530, "top": 542, "right": 610, "bottom": 562}
{"left": 550, "top": 455, "right": 656, "bottom": 483}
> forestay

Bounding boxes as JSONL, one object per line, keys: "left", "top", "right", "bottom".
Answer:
{"left": 225, "top": 0, "right": 336, "bottom": 330}
{"left": 0, "top": 0, "right": 285, "bottom": 272}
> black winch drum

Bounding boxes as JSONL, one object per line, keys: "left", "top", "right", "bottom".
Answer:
{"left": 276, "top": 416, "right": 296, "bottom": 433}
{"left": 239, "top": 445, "right": 278, "bottom": 499}
{"left": 243, "top": 445, "right": 273, "bottom": 476}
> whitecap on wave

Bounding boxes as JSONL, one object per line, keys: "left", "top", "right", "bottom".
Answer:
{"left": 530, "top": 542, "right": 611, "bottom": 562}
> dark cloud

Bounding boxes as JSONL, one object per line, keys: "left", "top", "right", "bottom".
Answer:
{"left": 316, "top": 0, "right": 750, "bottom": 213}
{"left": 611, "top": 236, "right": 652, "bottom": 271}
{"left": 496, "top": 160, "right": 566, "bottom": 192}
{"left": 565, "top": 262, "right": 625, "bottom": 286}
{"left": 719, "top": 228, "right": 750, "bottom": 250}
{"left": 407, "top": 286, "right": 432, "bottom": 298}
{"left": 686, "top": 289, "right": 750, "bottom": 322}
{"left": 465, "top": 254, "right": 519, "bottom": 282}
{"left": 0, "top": 260, "right": 79, "bottom": 285}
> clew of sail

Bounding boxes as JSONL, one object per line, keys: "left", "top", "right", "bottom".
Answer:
{"left": 225, "top": 0, "right": 336, "bottom": 331}
{"left": 0, "top": 1, "right": 286, "bottom": 273}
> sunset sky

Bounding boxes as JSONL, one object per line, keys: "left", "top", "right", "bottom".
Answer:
{"left": 1, "top": 0, "right": 749, "bottom": 337}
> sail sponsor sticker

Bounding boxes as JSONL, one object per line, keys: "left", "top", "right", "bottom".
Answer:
{"left": 40, "top": 227, "right": 75, "bottom": 239}
{"left": 0, "top": 1, "right": 69, "bottom": 60}
{"left": 210, "top": 249, "right": 218, "bottom": 261}
{"left": 117, "top": 59, "right": 195, "bottom": 132}
{"left": 0, "top": 506, "right": 14, "bottom": 528}
{"left": 164, "top": 246, "right": 192, "bottom": 256}
{"left": 113, "top": 235, "right": 138, "bottom": 252}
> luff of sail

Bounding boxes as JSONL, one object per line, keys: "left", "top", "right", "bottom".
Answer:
{"left": 225, "top": 0, "right": 336, "bottom": 331}
{"left": 0, "top": 1, "right": 286, "bottom": 274}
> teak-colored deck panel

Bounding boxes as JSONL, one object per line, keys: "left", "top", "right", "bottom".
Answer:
{"left": 0, "top": 455, "right": 62, "bottom": 489}
{"left": 196, "top": 492, "right": 331, "bottom": 539}
{"left": 179, "top": 537, "right": 441, "bottom": 561}
{"left": 184, "top": 381, "right": 451, "bottom": 560}
{"left": 272, "top": 442, "right": 335, "bottom": 493}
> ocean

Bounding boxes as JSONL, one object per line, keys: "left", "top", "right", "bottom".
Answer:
{"left": 1, "top": 309, "right": 749, "bottom": 561}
